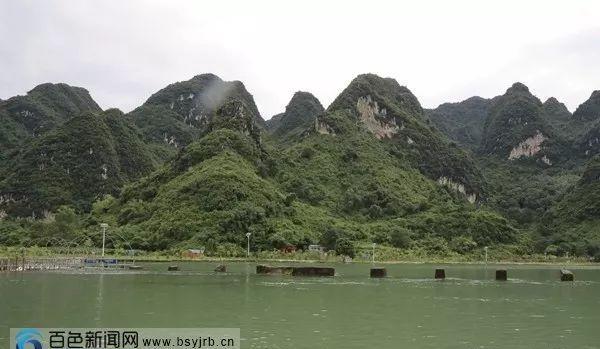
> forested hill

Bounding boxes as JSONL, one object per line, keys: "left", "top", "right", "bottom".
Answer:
{"left": 0, "top": 83, "right": 101, "bottom": 168}
{"left": 0, "top": 74, "right": 598, "bottom": 260}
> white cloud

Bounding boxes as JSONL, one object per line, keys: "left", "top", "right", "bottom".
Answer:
{"left": 1, "top": 0, "right": 599, "bottom": 117}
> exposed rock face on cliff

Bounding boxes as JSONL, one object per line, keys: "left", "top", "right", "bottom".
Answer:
{"left": 508, "top": 130, "right": 547, "bottom": 160}
{"left": 480, "top": 83, "right": 563, "bottom": 166}
{"left": 316, "top": 74, "right": 484, "bottom": 202}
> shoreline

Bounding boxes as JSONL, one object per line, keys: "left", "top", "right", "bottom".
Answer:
{"left": 4, "top": 256, "right": 591, "bottom": 267}
{"left": 1, "top": 247, "right": 596, "bottom": 267}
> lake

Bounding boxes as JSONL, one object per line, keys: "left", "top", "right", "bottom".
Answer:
{"left": 1, "top": 262, "right": 599, "bottom": 348}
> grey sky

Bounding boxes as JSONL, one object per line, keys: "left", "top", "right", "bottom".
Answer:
{"left": 1, "top": 0, "right": 599, "bottom": 118}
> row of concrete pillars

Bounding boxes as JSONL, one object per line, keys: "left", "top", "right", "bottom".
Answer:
{"left": 370, "top": 268, "right": 575, "bottom": 281}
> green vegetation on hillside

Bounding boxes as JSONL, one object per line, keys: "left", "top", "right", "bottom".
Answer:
{"left": 427, "top": 96, "right": 490, "bottom": 152}
{"left": 0, "top": 83, "right": 101, "bottom": 168}
{"left": 0, "top": 109, "right": 157, "bottom": 216}
{"left": 266, "top": 91, "right": 324, "bottom": 142}
{"left": 0, "top": 74, "right": 599, "bottom": 260}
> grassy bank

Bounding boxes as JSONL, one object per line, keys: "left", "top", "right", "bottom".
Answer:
{"left": 0, "top": 246, "right": 595, "bottom": 265}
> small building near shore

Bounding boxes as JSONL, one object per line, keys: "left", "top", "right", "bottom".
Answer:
{"left": 279, "top": 244, "right": 297, "bottom": 253}
{"left": 308, "top": 245, "right": 325, "bottom": 253}
{"left": 182, "top": 248, "right": 205, "bottom": 259}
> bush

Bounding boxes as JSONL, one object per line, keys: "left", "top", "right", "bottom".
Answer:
{"left": 335, "top": 238, "right": 355, "bottom": 258}
{"left": 450, "top": 236, "right": 478, "bottom": 253}
{"left": 390, "top": 227, "right": 412, "bottom": 249}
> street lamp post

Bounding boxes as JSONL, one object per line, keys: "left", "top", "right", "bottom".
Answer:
{"left": 372, "top": 243, "right": 376, "bottom": 264}
{"left": 484, "top": 246, "right": 488, "bottom": 265}
{"left": 246, "top": 233, "right": 251, "bottom": 258}
{"left": 100, "top": 223, "right": 108, "bottom": 257}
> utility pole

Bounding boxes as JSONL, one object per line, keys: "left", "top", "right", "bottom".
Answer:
{"left": 100, "top": 223, "right": 108, "bottom": 257}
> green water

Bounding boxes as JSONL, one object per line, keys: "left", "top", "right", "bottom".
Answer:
{"left": 1, "top": 262, "right": 599, "bottom": 349}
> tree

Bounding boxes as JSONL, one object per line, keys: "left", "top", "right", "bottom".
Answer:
{"left": 335, "top": 238, "right": 355, "bottom": 258}
{"left": 390, "top": 227, "right": 412, "bottom": 248}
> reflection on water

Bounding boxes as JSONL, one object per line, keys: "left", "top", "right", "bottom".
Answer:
{"left": 1, "top": 262, "right": 599, "bottom": 349}
{"left": 94, "top": 273, "right": 104, "bottom": 324}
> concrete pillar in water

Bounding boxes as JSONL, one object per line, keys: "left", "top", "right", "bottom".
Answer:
{"left": 167, "top": 265, "right": 179, "bottom": 271}
{"left": 560, "top": 269, "right": 574, "bottom": 281}
{"left": 496, "top": 269, "right": 507, "bottom": 281}
{"left": 370, "top": 268, "right": 387, "bottom": 278}
{"left": 435, "top": 268, "right": 445, "bottom": 279}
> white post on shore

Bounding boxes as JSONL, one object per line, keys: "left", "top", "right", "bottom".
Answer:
{"left": 484, "top": 246, "right": 488, "bottom": 265}
{"left": 100, "top": 223, "right": 108, "bottom": 257}
{"left": 246, "top": 233, "right": 251, "bottom": 258}
{"left": 372, "top": 243, "right": 376, "bottom": 264}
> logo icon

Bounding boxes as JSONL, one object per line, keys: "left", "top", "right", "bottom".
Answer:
{"left": 15, "top": 328, "right": 43, "bottom": 349}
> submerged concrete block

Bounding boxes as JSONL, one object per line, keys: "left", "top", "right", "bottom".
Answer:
{"left": 370, "top": 268, "right": 387, "bottom": 278}
{"left": 167, "top": 265, "right": 179, "bottom": 271}
{"left": 214, "top": 264, "right": 227, "bottom": 272}
{"left": 435, "top": 268, "right": 445, "bottom": 279}
{"left": 291, "top": 266, "right": 335, "bottom": 277}
{"left": 256, "top": 265, "right": 293, "bottom": 275}
{"left": 256, "top": 265, "right": 334, "bottom": 276}
{"left": 496, "top": 269, "right": 507, "bottom": 281}
{"left": 560, "top": 269, "right": 574, "bottom": 281}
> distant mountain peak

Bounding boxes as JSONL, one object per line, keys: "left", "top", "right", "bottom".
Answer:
{"left": 190, "top": 73, "right": 222, "bottom": 81}
{"left": 327, "top": 73, "right": 422, "bottom": 118}
{"left": 506, "top": 82, "right": 530, "bottom": 95}
{"left": 266, "top": 91, "right": 323, "bottom": 139}
{"left": 573, "top": 89, "right": 600, "bottom": 123}
{"left": 142, "top": 73, "right": 264, "bottom": 131}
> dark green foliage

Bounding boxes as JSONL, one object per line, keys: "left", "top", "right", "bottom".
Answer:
{"left": 0, "top": 83, "right": 101, "bottom": 168}
{"left": 335, "top": 238, "right": 355, "bottom": 258}
{"left": 577, "top": 120, "right": 600, "bottom": 158}
{"left": 127, "top": 105, "right": 198, "bottom": 160}
{"left": 449, "top": 236, "right": 478, "bottom": 253}
{"left": 427, "top": 96, "right": 491, "bottom": 151}
{"left": 3, "top": 74, "right": 600, "bottom": 259}
{"left": 572, "top": 91, "right": 600, "bottom": 123}
{"left": 266, "top": 91, "right": 324, "bottom": 141}
{"left": 320, "top": 74, "right": 485, "bottom": 199}
{"left": 144, "top": 73, "right": 264, "bottom": 128}
{"left": 542, "top": 97, "right": 572, "bottom": 134}
{"left": 127, "top": 74, "right": 266, "bottom": 159}
{"left": 0, "top": 110, "right": 157, "bottom": 216}
{"left": 481, "top": 158, "right": 579, "bottom": 225}
{"left": 389, "top": 227, "right": 412, "bottom": 248}
{"left": 482, "top": 83, "right": 549, "bottom": 156}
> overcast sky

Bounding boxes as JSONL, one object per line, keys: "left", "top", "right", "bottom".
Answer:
{"left": 1, "top": 0, "right": 599, "bottom": 118}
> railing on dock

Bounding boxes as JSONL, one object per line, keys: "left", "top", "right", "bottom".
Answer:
{"left": 0, "top": 256, "right": 135, "bottom": 271}
{"left": 0, "top": 256, "right": 84, "bottom": 271}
